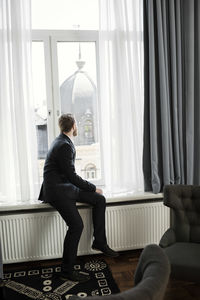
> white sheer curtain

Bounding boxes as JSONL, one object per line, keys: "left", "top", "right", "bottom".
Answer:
{"left": 99, "top": 0, "right": 144, "bottom": 194}
{"left": 0, "top": 0, "right": 39, "bottom": 204}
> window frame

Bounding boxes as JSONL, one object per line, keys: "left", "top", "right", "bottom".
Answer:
{"left": 32, "top": 30, "right": 105, "bottom": 186}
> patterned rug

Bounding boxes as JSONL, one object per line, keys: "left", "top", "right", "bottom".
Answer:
{"left": 3, "top": 258, "right": 120, "bottom": 300}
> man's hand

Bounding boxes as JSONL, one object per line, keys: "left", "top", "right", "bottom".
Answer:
{"left": 96, "top": 188, "right": 103, "bottom": 195}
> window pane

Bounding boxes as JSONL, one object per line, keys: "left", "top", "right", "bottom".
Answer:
{"left": 32, "top": 42, "right": 48, "bottom": 182}
{"left": 57, "top": 42, "right": 101, "bottom": 181}
{"left": 32, "top": 0, "right": 99, "bottom": 30}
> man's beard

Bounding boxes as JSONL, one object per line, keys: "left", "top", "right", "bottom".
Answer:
{"left": 73, "top": 128, "right": 78, "bottom": 136}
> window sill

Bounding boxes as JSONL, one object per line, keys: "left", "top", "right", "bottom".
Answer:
{"left": 0, "top": 192, "right": 163, "bottom": 213}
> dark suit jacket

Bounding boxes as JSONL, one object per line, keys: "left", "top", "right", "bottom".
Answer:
{"left": 38, "top": 133, "right": 96, "bottom": 202}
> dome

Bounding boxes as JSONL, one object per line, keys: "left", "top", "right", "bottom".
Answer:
{"left": 60, "top": 61, "right": 98, "bottom": 146}
{"left": 60, "top": 70, "right": 96, "bottom": 103}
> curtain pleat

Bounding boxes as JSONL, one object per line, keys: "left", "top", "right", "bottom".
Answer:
{"left": 99, "top": 0, "right": 144, "bottom": 194}
{"left": 143, "top": 0, "right": 200, "bottom": 193}
{"left": 0, "top": 0, "right": 40, "bottom": 203}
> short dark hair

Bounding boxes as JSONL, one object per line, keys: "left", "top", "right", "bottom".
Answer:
{"left": 58, "top": 114, "right": 75, "bottom": 133}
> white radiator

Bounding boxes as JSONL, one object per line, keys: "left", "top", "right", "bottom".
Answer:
{"left": 0, "top": 202, "right": 170, "bottom": 263}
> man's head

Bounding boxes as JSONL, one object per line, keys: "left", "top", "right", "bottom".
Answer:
{"left": 58, "top": 114, "right": 78, "bottom": 136}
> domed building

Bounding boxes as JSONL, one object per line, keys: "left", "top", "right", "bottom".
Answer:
{"left": 60, "top": 59, "right": 98, "bottom": 146}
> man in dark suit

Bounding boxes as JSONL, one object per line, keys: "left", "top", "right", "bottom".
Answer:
{"left": 39, "top": 114, "right": 118, "bottom": 282}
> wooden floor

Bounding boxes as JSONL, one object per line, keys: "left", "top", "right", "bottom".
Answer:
{"left": 4, "top": 249, "right": 200, "bottom": 300}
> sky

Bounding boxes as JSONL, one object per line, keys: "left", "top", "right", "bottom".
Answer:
{"left": 32, "top": 0, "right": 99, "bottom": 30}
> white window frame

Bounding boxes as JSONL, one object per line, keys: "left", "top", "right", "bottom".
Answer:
{"left": 32, "top": 30, "right": 105, "bottom": 186}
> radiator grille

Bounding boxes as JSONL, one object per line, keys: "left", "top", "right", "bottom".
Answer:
{"left": 106, "top": 203, "right": 169, "bottom": 250}
{"left": 0, "top": 203, "right": 169, "bottom": 263}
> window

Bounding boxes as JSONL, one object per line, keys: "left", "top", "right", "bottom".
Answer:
{"left": 56, "top": 41, "right": 101, "bottom": 180}
{"left": 32, "top": 27, "right": 103, "bottom": 185}
{"left": 84, "top": 163, "right": 97, "bottom": 179}
{"left": 32, "top": 1, "right": 103, "bottom": 184}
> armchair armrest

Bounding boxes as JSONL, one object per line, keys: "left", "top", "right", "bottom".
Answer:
{"left": 159, "top": 228, "right": 176, "bottom": 248}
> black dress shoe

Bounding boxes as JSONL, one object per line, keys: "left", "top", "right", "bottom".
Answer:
{"left": 60, "top": 271, "right": 90, "bottom": 283}
{"left": 92, "top": 244, "right": 119, "bottom": 257}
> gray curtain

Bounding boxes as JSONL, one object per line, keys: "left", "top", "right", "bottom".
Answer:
{"left": 143, "top": 0, "right": 200, "bottom": 193}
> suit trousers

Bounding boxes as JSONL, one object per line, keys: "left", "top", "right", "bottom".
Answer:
{"left": 47, "top": 187, "right": 107, "bottom": 274}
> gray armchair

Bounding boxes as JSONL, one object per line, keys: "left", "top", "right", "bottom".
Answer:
{"left": 72, "top": 244, "right": 170, "bottom": 300}
{"left": 160, "top": 184, "right": 200, "bottom": 282}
